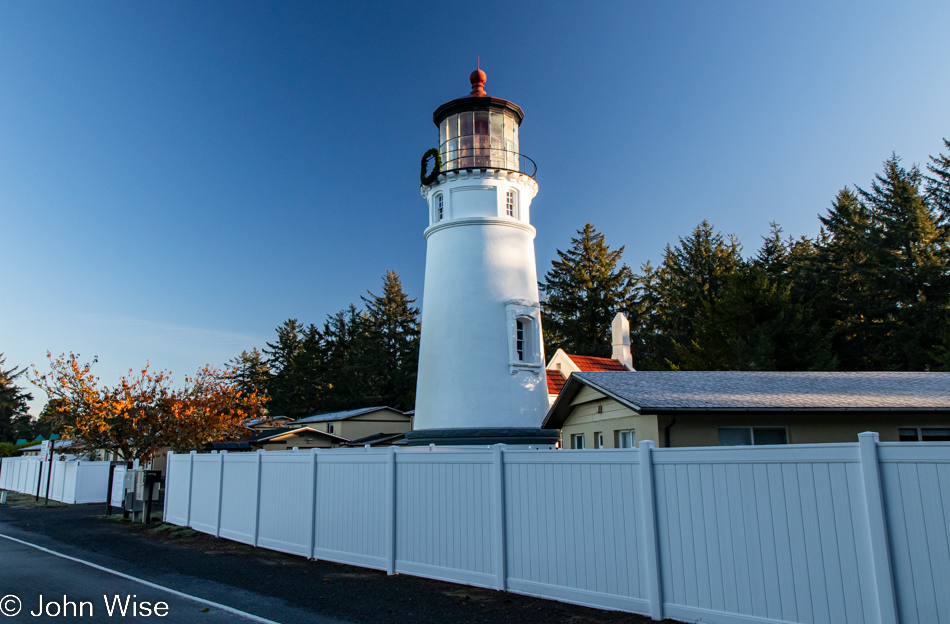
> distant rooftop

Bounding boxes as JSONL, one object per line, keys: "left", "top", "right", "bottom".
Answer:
{"left": 292, "top": 406, "right": 401, "bottom": 424}
{"left": 546, "top": 369, "right": 567, "bottom": 394}
{"left": 565, "top": 354, "right": 629, "bottom": 372}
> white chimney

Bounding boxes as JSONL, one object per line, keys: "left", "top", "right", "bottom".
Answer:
{"left": 611, "top": 312, "right": 634, "bottom": 370}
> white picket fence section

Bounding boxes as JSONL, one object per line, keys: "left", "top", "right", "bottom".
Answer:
{"left": 0, "top": 457, "right": 112, "bottom": 504}
{"left": 161, "top": 434, "right": 948, "bottom": 623}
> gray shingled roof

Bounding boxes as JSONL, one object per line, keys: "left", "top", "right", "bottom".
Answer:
{"left": 291, "top": 406, "right": 400, "bottom": 424}
{"left": 575, "top": 371, "right": 950, "bottom": 411}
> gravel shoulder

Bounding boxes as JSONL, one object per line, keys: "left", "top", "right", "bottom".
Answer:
{"left": 0, "top": 494, "right": 675, "bottom": 624}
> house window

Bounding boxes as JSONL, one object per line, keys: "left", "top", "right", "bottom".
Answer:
{"left": 719, "top": 427, "right": 788, "bottom": 446}
{"left": 571, "top": 433, "right": 585, "bottom": 449}
{"left": 327, "top": 423, "right": 334, "bottom": 434}
{"left": 516, "top": 319, "right": 525, "bottom": 361}
{"left": 617, "top": 429, "right": 635, "bottom": 448}
{"left": 505, "top": 189, "right": 517, "bottom": 217}
{"left": 434, "top": 193, "right": 443, "bottom": 221}
{"left": 594, "top": 432, "right": 604, "bottom": 449}
{"left": 899, "top": 427, "right": 950, "bottom": 441}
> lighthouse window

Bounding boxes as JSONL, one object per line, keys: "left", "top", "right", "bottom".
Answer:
{"left": 474, "top": 111, "right": 489, "bottom": 135}
{"left": 506, "top": 190, "right": 517, "bottom": 217}
{"left": 460, "top": 112, "right": 474, "bottom": 136}
{"left": 440, "top": 110, "right": 520, "bottom": 173}
{"left": 434, "top": 193, "right": 443, "bottom": 221}
{"left": 516, "top": 319, "right": 525, "bottom": 361}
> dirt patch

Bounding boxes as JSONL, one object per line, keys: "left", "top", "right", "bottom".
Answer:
{"left": 0, "top": 491, "right": 68, "bottom": 509}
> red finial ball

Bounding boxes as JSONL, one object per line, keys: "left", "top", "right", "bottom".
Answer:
{"left": 469, "top": 68, "right": 487, "bottom": 97}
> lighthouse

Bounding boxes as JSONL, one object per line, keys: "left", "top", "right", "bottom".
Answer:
{"left": 406, "top": 69, "right": 558, "bottom": 447}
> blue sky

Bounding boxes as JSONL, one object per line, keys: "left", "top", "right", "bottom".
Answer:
{"left": 2, "top": 1, "right": 949, "bottom": 413}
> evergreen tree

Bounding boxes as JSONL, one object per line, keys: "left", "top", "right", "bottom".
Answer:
{"left": 638, "top": 220, "right": 742, "bottom": 369}
{"left": 857, "top": 155, "right": 950, "bottom": 369}
{"left": 319, "top": 304, "right": 376, "bottom": 411}
{"left": 812, "top": 187, "right": 884, "bottom": 368}
{"left": 360, "top": 270, "right": 420, "bottom": 411}
{"left": 540, "top": 223, "right": 634, "bottom": 358}
{"left": 262, "top": 318, "right": 310, "bottom": 418}
{"left": 926, "top": 138, "right": 950, "bottom": 226}
{"left": 0, "top": 354, "right": 33, "bottom": 443}
{"left": 228, "top": 348, "right": 271, "bottom": 401}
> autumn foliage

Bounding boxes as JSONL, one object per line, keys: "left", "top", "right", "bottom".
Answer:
{"left": 30, "top": 353, "right": 267, "bottom": 462}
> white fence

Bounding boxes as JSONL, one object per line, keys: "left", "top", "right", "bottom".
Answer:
{"left": 162, "top": 433, "right": 948, "bottom": 624}
{"left": 0, "top": 457, "right": 112, "bottom": 504}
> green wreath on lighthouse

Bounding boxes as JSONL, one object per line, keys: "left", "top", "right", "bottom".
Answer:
{"left": 420, "top": 148, "right": 442, "bottom": 186}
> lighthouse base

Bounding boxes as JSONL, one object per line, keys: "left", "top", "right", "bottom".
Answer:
{"left": 405, "top": 427, "right": 560, "bottom": 447}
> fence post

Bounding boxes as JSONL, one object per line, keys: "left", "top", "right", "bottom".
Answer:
{"left": 639, "top": 441, "right": 664, "bottom": 621}
{"left": 385, "top": 446, "right": 397, "bottom": 575}
{"left": 163, "top": 452, "right": 173, "bottom": 522}
{"left": 215, "top": 451, "right": 226, "bottom": 538}
{"left": 858, "top": 432, "right": 899, "bottom": 624}
{"left": 253, "top": 449, "right": 264, "bottom": 547}
{"left": 491, "top": 444, "right": 507, "bottom": 591}
{"left": 308, "top": 449, "right": 319, "bottom": 559}
{"left": 185, "top": 451, "right": 196, "bottom": 528}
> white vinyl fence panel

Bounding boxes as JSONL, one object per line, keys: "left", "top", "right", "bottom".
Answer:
{"left": 503, "top": 450, "right": 648, "bottom": 613}
{"left": 256, "top": 452, "right": 315, "bottom": 557}
{"left": 878, "top": 442, "right": 950, "bottom": 624}
{"left": 161, "top": 434, "right": 950, "bottom": 624}
{"left": 0, "top": 457, "right": 111, "bottom": 504}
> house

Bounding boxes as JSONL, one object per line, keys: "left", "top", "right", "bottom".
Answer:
{"left": 248, "top": 407, "right": 413, "bottom": 450}
{"left": 288, "top": 406, "right": 411, "bottom": 438}
{"left": 545, "top": 313, "right": 634, "bottom": 404}
{"left": 252, "top": 426, "right": 351, "bottom": 451}
{"left": 543, "top": 370, "right": 950, "bottom": 449}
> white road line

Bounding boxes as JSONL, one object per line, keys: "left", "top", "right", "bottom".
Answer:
{"left": 0, "top": 533, "right": 283, "bottom": 624}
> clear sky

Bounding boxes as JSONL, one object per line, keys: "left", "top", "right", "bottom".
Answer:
{"left": 2, "top": 1, "right": 949, "bottom": 413}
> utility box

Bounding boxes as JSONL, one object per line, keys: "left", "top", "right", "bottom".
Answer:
{"left": 123, "top": 469, "right": 162, "bottom": 522}
{"left": 134, "top": 470, "right": 161, "bottom": 501}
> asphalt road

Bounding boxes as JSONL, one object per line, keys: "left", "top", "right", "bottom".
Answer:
{"left": 0, "top": 494, "right": 667, "bottom": 624}
{"left": 0, "top": 531, "right": 348, "bottom": 624}
{"left": 0, "top": 535, "right": 305, "bottom": 623}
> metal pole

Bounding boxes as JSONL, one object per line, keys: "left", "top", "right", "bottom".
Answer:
{"left": 106, "top": 463, "right": 117, "bottom": 515}
{"left": 144, "top": 481, "right": 154, "bottom": 525}
{"left": 44, "top": 439, "right": 55, "bottom": 505}
{"left": 34, "top": 455, "right": 43, "bottom": 501}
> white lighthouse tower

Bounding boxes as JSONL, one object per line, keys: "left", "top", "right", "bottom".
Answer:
{"left": 407, "top": 69, "right": 557, "bottom": 446}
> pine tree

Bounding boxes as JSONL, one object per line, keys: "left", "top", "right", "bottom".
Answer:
{"left": 540, "top": 223, "right": 634, "bottom": 358}
{"left": 639, "top": 220, "right": 742, "bottom": 369}
{"left": 228, "top": 348, "right": 271, "bottom": 402}
{"left": 926, "top": 138, "right": 950, "bottom": 226}
{"left": 262, "top": 319, "right": 309, "bottom": 417}
{"left": 858, "top": 155, "right": 950, "bottom": 369}
{"left": 812, "top": 187, "right": 884, "bottom": 369}
{"left": 319, "top": 304, "right": 376, "bottom": 411}
{"left": 0, "top": 354, "right": 33, "bottom": 443}
{"left": 361, "top": 270, "right": 420, "bottom": 411}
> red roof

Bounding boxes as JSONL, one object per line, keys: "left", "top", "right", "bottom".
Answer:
{"left": 546, "top": 369, "right": 567, "bottom": 394}
{"left": 565, "top": 354, "right": 628, "bottom": 372}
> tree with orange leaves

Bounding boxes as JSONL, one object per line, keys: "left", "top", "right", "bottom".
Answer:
{"left": 30, "top": 353, "right": 266, "bottom": 462}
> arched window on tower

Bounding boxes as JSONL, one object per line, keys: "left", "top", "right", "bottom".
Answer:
{"left": 505, "top": 301, "right": 542, "bottom": 374}
{"left": 516, "top": 319, "right": 526, "bottom": 361}
{"left": 506, "top": 189, "right": 517, "bottom": 218}
{"left": 434, "top": 193, "right": 444, "bottom": 222}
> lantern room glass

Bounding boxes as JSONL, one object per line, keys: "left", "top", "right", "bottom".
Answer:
{"left": 439, "top": 110, "right": 520, "bottom": 172}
